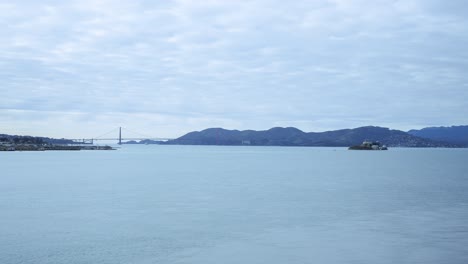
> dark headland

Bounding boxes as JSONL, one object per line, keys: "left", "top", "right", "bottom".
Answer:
{"left": 152, "top": 125, "right": 465, "bottom": 148}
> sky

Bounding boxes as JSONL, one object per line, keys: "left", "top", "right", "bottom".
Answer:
{"left": 1, "top": 0, "right": 468, "bottom": 139}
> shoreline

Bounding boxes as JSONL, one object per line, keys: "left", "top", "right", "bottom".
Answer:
{"left": 0, "top": 144, "right": 114, "bottom": 151}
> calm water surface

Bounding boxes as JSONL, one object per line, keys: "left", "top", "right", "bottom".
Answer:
{"left": 1, "top": 146, "right": 468, "bottom": 263}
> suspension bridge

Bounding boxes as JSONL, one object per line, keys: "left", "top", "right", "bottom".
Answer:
{"left": 70, "top": 127, "right": 174, "bottom": 145}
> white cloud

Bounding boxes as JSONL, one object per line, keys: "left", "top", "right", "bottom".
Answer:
{"left": 1, "top": 0, "right": 468, "bottom": 137}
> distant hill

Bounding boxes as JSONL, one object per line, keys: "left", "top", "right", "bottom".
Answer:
{"left": 165, "top": 126, "right": 460, "bottom": 147}
{"left": 123, "top": 139, "right": 165, "bottom": 145}
{"left": 408, "top": 126, "right": 468, "bottom": 146}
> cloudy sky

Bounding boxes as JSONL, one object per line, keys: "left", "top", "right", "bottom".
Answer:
{"left": 1, "top": 0, "right": 467, "bottom": 138}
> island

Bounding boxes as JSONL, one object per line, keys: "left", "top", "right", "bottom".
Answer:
{"left": 348, "top": 141, "right": 388, "bottom": 150}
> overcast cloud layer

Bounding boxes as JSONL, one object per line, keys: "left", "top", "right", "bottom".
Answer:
{"left": 1, "top": 0, "right": 467, "bottom": 138}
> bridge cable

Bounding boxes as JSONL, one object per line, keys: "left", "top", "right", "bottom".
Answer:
{"left": 93, "top": 127, "right": 120, "bottom": 139}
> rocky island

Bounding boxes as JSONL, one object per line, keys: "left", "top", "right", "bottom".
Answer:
{"left": 348, "top": 141, "right": 388, "bottom": 150}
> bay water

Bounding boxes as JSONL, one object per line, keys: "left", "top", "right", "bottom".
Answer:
{"left": 1, "top": 146, "right": 468, "bottom": 263}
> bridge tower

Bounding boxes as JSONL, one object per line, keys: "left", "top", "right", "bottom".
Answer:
{"left": 118, "top": 127, "right": 122, "bottom": 145}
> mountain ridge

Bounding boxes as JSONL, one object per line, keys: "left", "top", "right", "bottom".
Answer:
{"left": 164, "top": 126, "right": 462, "bottom": 147}
{"left": 408, "top": 125, "right": 468, "bottom": 145}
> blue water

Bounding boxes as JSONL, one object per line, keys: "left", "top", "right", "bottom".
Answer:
{"left": 1, "top": 146, "right": 468, "bottom": 264}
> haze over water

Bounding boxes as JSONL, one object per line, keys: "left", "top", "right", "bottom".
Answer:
{"left": 1, "top": 146, "right": 468, "bottom": 263}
